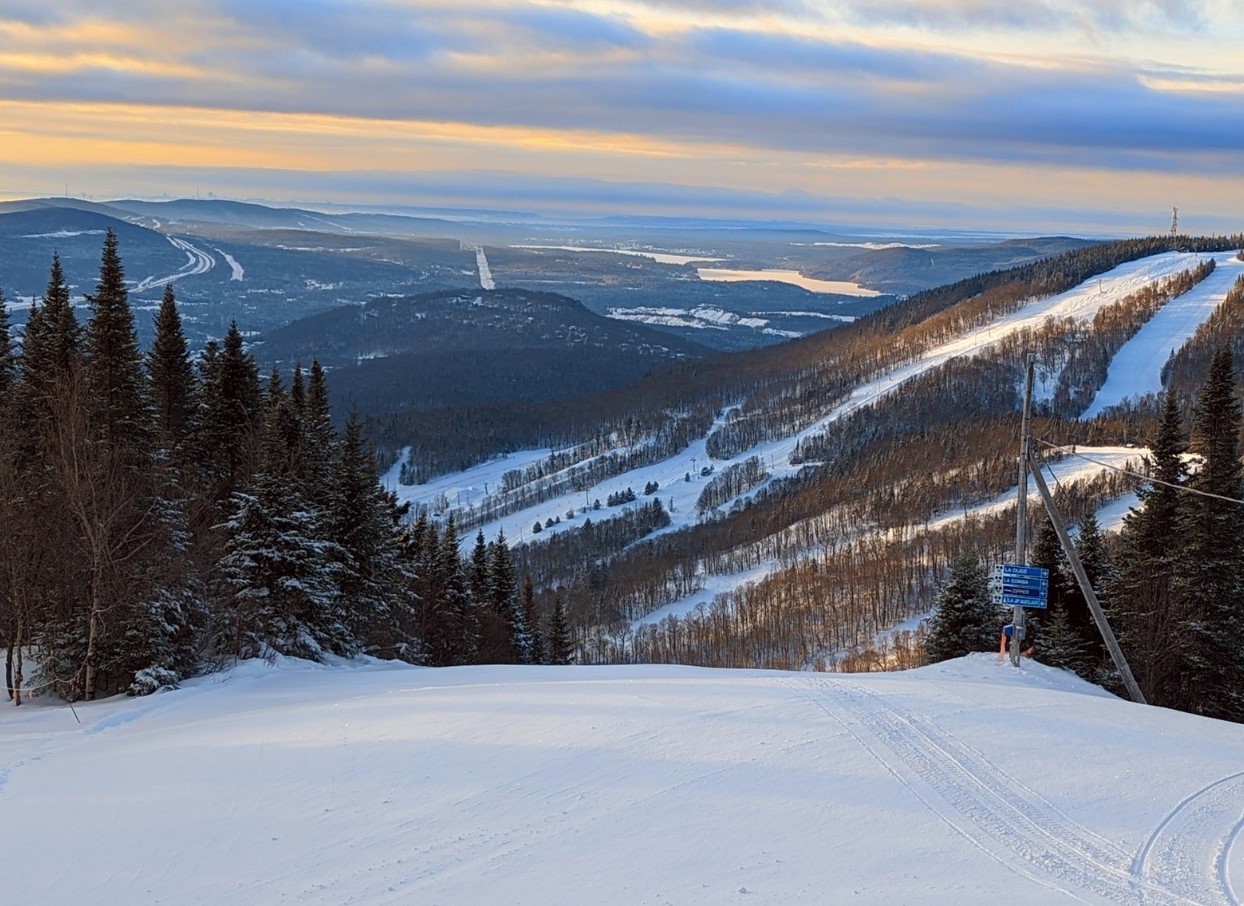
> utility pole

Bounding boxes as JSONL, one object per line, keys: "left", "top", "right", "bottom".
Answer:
{"left": 1011, "top": 353, "right": 1035, "bottom": 666}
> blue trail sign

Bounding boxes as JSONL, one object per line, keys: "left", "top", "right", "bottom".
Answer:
{"left": 990, "top": 564, "right": 1049, "bottom": 609}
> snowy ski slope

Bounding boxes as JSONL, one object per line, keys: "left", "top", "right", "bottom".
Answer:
{"left": 4, "top": 655, "right": 1244, "bottom": 905}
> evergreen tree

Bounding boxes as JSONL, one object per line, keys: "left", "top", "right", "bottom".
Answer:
{"left": 262, "top": 367, "right": 302, "bottom": 480}
{"left": 297, "top": 359, "right": 336, "bottom": 509}
{"left": 0, "top": 288, "right": 13, "bottom": 404}
{"left": 147, "top": 283, "right": 197, "bottom": 454}
{"left": 425, "top": 517, "right": 478, "bottom": 666}
{"left": 1037, "top": 603, "right": 1093, "bottom": 677}
{"left": 1176, "top": 348, "right": 1244, "bottom": 720}
{"left": 84, "top": 229, "right": 150, "bottom": 449}
{"left": 216, "top": 381, "right": 345, "bottom": 660}
{"left": 1028, "top": 515, "right": 1071, "bottom": 651}
{"left": 329, "top": 410, "right": 415, "bottom": 653}
{"left": 1069, "top": 513, "right": 1112, "bottom": 664}
{"left": 199, "top": 322, "right": 261, "bottom": 495}
{"left": 489, "top": 531, "right": 531, "bottom": 663}
{"left": 1109, "top": 391, "right": 1188, "bottom": 706}
{"left": 547, "top": 592, "right": 573, "bottom": 665}
{"left": 469, "top": 530, "right": 490, "bottom": 607}
{"left": 18, "top": 254, "right": 82, "bottom": 418}
{"left": 522, "top": 574, "right": 546, "bottom": 665}
{"left": 290, "top": 362, "right": 306, "bottom": 417}
{"left": 924, "top": 550, "right": 997, "bottom": 662}
{"left": 40, "top": 252, "right": 82, "bottom": 382}
{"left": 405, "top": 512, "right": 438, "bottom": 655}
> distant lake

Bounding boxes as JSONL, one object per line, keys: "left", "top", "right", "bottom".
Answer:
{"left": 696, "top": 268, "right": 882, "bottom": 297}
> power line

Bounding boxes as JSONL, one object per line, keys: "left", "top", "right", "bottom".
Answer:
{"left": 1035, "top": 437, "right": 1244, "bottom": 506}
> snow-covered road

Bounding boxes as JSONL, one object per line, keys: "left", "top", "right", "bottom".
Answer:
{"left": 133, "top": 235, "right": 216, "bottom": 292}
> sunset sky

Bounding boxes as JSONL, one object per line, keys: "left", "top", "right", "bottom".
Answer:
{"left": 1, "top": 0, "right": 1241, "bottom": 233}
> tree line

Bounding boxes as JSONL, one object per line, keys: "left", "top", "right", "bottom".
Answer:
{"left": 0, "top": 233, "right": 570, "bottom": 705}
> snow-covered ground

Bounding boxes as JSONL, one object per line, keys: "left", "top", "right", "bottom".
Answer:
{"left": 1082, "top": 253, "right": 1244, "bottom": 417}
{"left": 4, "top": 655, "right": 1243, "bottom": 905}
{"left": 474, "top": 245, "right": 495, "bottom": 290}
{"left": 215, "top": 247, "right": 245, "bottom": 281}
{"left": 606, "top": 305, "right": 803, "bottom": 337}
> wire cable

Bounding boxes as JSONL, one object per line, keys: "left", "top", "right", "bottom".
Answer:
{"left": 1035, "top": 437, "right": 1244, "bottom": 506}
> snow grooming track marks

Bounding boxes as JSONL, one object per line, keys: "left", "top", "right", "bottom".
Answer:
{"left": 289, "top": 718, "right": 749, "bottom": 903}
{"left": 783, "top": 677, "right": 1207, "bottom": 905}
{"left": 133, "top": 235, "right": 216, "bottom": 292}
{"left": 1134, "top": 771, "right": 1244, "bottom": 906}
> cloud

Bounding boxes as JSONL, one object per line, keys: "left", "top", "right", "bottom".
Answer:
{"left": 0, "top": 1, "right": 1240, "bottom": 232}
{"left": 497, "top": 6, "right": 650, "bottom": 51}
{"left": 838, "top": 0, "right": 1220, "bottom": 35}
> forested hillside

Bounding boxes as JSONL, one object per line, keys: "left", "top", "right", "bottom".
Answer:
{"left": 7, "top": 230, "right": 1244, "bottom": 728}
{"left": 257, "top": 288, "right": 709, "bottom": 415}
{"left": 383, "top": 235, "right": 1244, "bottom": 723}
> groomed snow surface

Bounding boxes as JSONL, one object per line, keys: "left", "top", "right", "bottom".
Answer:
{"left": 5, "top": 656, "right": 1244, "bottom": 904}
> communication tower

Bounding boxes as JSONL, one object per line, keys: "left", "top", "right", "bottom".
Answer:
{"left": 1170, "top": 206, "right": 1179, "bottom": 249}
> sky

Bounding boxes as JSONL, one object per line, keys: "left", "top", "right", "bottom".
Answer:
{"left": 0, "top": 0, "right": 1242, "bottom": 233}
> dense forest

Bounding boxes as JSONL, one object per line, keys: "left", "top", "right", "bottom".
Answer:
{"left": 0, "top": 233, "right": 568, "bottom": 703}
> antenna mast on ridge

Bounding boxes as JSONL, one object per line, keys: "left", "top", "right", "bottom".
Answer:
{"left": 1170, "top": 206, "right": 1179, "bottom": 250}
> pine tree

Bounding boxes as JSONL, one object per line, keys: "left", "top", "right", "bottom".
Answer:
{"left": 198, "top": 322, "right": 261, "bottom": 495}
{"left": 924, "top": 550, "right": 997, "bottom": 662}
{"left": 329, "top": 410, "right": 415, "bottom": 654}
{"left": 84, "top": 229, "right": 151, "bottom": 449}
{"left": 489, "top": 531, "right": 531, "bottom": 663}
{"left": 216, "top": 380, "right": 345, "bottom": 660}
{"left": 1176, "top": 348, "right": 1244, "bottom": 720}
{"left": 522, "top": 575, "right": 546, "bottom": 665}
{"left": 432, "top": 518, "right": 479, "bottom": 666}
{"left": 298, "top": 359, "right": 336, "bottom": 509}
{"left": 1037, "top": 603, "right": 1093, "bottom": 677}
{"left": 147, "top": 283, "right": 197, "bottom": 455}
{"left": 547, "top": 592, "right": 573, "bottom": 665}
{"left": 1109, "top": 391, "right": 1188, "bottom": 706}
{"left": 1069, "top": 513, "right": 1112, "bottom": 665}
{"left": 18, "top": 254, "right": 82, "bottom": 419}
{"left": 0, "top": 288, "right": 13, "bottom": 405}
{"left": 469, "top": 529, "right": 490, "bottom": 607}
{"left": 1028, "top": 515, "right": 1071, "bottom": 652}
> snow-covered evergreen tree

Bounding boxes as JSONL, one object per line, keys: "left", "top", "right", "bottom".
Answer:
{"left": 328, "top": 410, "right": 416, "bottom": 655}
{"left": 1176, "top": 348, "right": 1244, "bottom": 720}
{"left": 924, "top": 550, "right": 997, "bottom": 662}
{"left": 1109, "top": 391, "right": 1188, "bottom": 706}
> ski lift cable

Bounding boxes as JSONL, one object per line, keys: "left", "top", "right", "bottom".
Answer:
{"left": 1035, "top": 437, "right": 1244, "bottom": 506}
